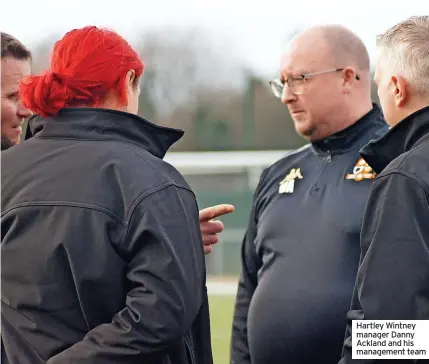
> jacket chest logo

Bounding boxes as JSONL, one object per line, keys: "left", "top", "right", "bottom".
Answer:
{"left": 279, "top": 168, "right": 303, "bottom": 194}
{"left": 345, "top": 158, "right": 376, "bottom": 181}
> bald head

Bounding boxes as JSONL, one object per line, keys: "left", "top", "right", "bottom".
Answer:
{"left": 278, "top": 24, "right": 373, "bottom": 142}
{"left": 290, "top": 25, "right": 370, "bottom": 73}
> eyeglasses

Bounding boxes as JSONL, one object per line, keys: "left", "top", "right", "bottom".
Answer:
{"left": 269, "top": 68, "right": 360, "bottom": 97}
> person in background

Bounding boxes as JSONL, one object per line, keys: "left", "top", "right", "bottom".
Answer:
{"left": 230, "top": 25, "right": 388, "bottom": 364}
{"left": 340, "top": 16, "right": 429, "bottom": 363}
{"left": 1, "top": 25, "right": 217, "bottom": 364}
{"left": 1, "top": 32, "right": 32, "bottom": 150}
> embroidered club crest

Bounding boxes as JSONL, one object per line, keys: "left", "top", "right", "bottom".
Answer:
{"left": 279, "top": 168, "right": 303, "bottom": 194}
{"left": 345, "top": 158, "right": 376, "bottom": 181}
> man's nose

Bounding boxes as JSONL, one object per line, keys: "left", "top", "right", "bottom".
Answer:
{"left": 281, "top": 85, "right": 297, "bottom": 104}
{"left": 17, "top": 101, "right": 33, "bottom": 118}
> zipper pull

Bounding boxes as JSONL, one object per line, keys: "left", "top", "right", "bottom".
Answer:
{"left": 327, "top": 151, "right": 332, "bottom": 162}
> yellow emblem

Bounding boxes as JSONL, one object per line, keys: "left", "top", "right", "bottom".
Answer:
{"left": 345, "top": 158, "right": 376, "bottom": 181}
{"left": 279, "top": 168, "right": 303, "bottom": 194}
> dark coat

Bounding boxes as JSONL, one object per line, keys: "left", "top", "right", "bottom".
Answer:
{"left": 1, "top": 108, "right": 212, "bottom": 364}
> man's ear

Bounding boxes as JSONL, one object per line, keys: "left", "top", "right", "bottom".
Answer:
{"left": 342, "top": 68, "right": 358, "bottom": 94}
{"left": 391, "top": 75, "right": 408, "bottom": 107}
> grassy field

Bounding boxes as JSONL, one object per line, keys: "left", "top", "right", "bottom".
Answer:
{"left": 208, "top": 294, "right": 236, "bottom": 364}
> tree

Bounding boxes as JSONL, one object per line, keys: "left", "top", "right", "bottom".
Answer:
{"left": 134, "top": 28, "right": 243, "bottom": 121}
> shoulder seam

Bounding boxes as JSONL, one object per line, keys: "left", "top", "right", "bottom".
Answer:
{"left": 121, "top": 183, "right": 194, "bottom": 246}
{"left": 376, "top": 170, "right": 429, "bottom": 197}
{"left": 285, "top": 143, "right": 311, "bottom": 156}
{"left": 127, "top": 182, "right": 194, "bottom": 220}
{"left": 264, "top": 144, "right": 311, "bottom": 173}
{"left": 395, "top": 141, "right": 429, "bottom": 171}
{"left": 1, "top": 201, "right": 127, "bottom": 225}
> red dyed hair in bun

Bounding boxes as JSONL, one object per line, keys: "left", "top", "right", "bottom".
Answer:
{"left": 20, "top": 26, "right": 144, "bottom": 117}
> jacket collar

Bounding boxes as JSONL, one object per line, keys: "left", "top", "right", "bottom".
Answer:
{"left": 311, "top": 104, "right": 386, "bottom": 155}
{"left": 360, "top": 105, "right": 429, "bottom": 173}
{"left": 28, "top": 108, "right": 184, "bottom": 159}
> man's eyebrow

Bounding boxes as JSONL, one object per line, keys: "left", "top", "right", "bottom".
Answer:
{"left": 280, "top": 70, "right": 295, "bottom": 80}
{"left": 283, "top": 68, "right": 308, "bottom": 76}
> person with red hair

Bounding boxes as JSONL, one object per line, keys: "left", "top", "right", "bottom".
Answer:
{"left": 1, "top": 26, "right": 214, "bottom": 364}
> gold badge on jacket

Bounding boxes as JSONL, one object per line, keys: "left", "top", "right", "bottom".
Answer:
{"left": 345, "top": 158, "right": 376, "bottom": 181}
{"left": 279, "top": 168, "right": 303, "bottom": 194}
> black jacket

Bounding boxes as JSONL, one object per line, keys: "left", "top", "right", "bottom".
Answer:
{"left": 1, "top": 108, "right": 212, "bottom": 364}
{"left": 341, "top": 106, "right": 429, "bottom": 363}
{"left": 231, "top": 105, "right": 388, "bottom": 364}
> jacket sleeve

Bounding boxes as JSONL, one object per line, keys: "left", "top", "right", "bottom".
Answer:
{"left": 230, "top": 170, "right": 266, "bottom": 364}
{"left": 340, "top": 172, "right": 429, "bottom": 363}
{"left": 47, "top": 184, "right": 206, "bottom": 363}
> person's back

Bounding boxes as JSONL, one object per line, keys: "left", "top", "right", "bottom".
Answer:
{"left": 1, "top": 26, "right": 212, "bottom": 364}
{"left": 341, "top": 17, "right": 429, "bottom": 363}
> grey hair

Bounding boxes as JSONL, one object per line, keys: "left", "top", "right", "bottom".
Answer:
{"left": 376, "top": 16, "right": 429, "bottom": 96}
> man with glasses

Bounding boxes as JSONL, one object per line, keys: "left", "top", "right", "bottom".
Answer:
{"left": 230, "top": 25, "right": 387, "bottom": 364}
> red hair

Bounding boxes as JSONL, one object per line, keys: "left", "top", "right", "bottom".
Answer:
{"left": 20, "top": 26, "right": 144, "bottom": 117}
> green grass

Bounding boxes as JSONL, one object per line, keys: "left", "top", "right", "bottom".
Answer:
{"left": 209, "top": 295, "right": 235, "bottom": 364}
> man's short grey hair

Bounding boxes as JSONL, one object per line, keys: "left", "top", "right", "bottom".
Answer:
{"left": 376, "top": 16, "right": 429, "bottom": 96}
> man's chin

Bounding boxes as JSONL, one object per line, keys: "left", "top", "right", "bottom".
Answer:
{"left": 294, "top": 124, "right": 316, "bottom": 140}
{"left": 1, "top": 136, "right": 16, "bottom": 151}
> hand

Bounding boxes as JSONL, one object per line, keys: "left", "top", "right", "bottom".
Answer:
{"left": 199, "top": 204, "right": 235, "bottom": 255}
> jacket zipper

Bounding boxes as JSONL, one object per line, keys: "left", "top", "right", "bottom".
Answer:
{"left": 312, "top": 151, "right": 332, "bottom": 191}
{"left": 184, "top": 335, "right": 196, "bottom": 364}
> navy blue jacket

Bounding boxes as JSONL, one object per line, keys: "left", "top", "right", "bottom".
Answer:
{"left": 1, "top": 108, "right": 212, "bottom": 364}
{"left": 341, "top": 106, "right": 429, "bottom": 363}
{"left": 231, "top": 105, "right": 388, "bottom": 364}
